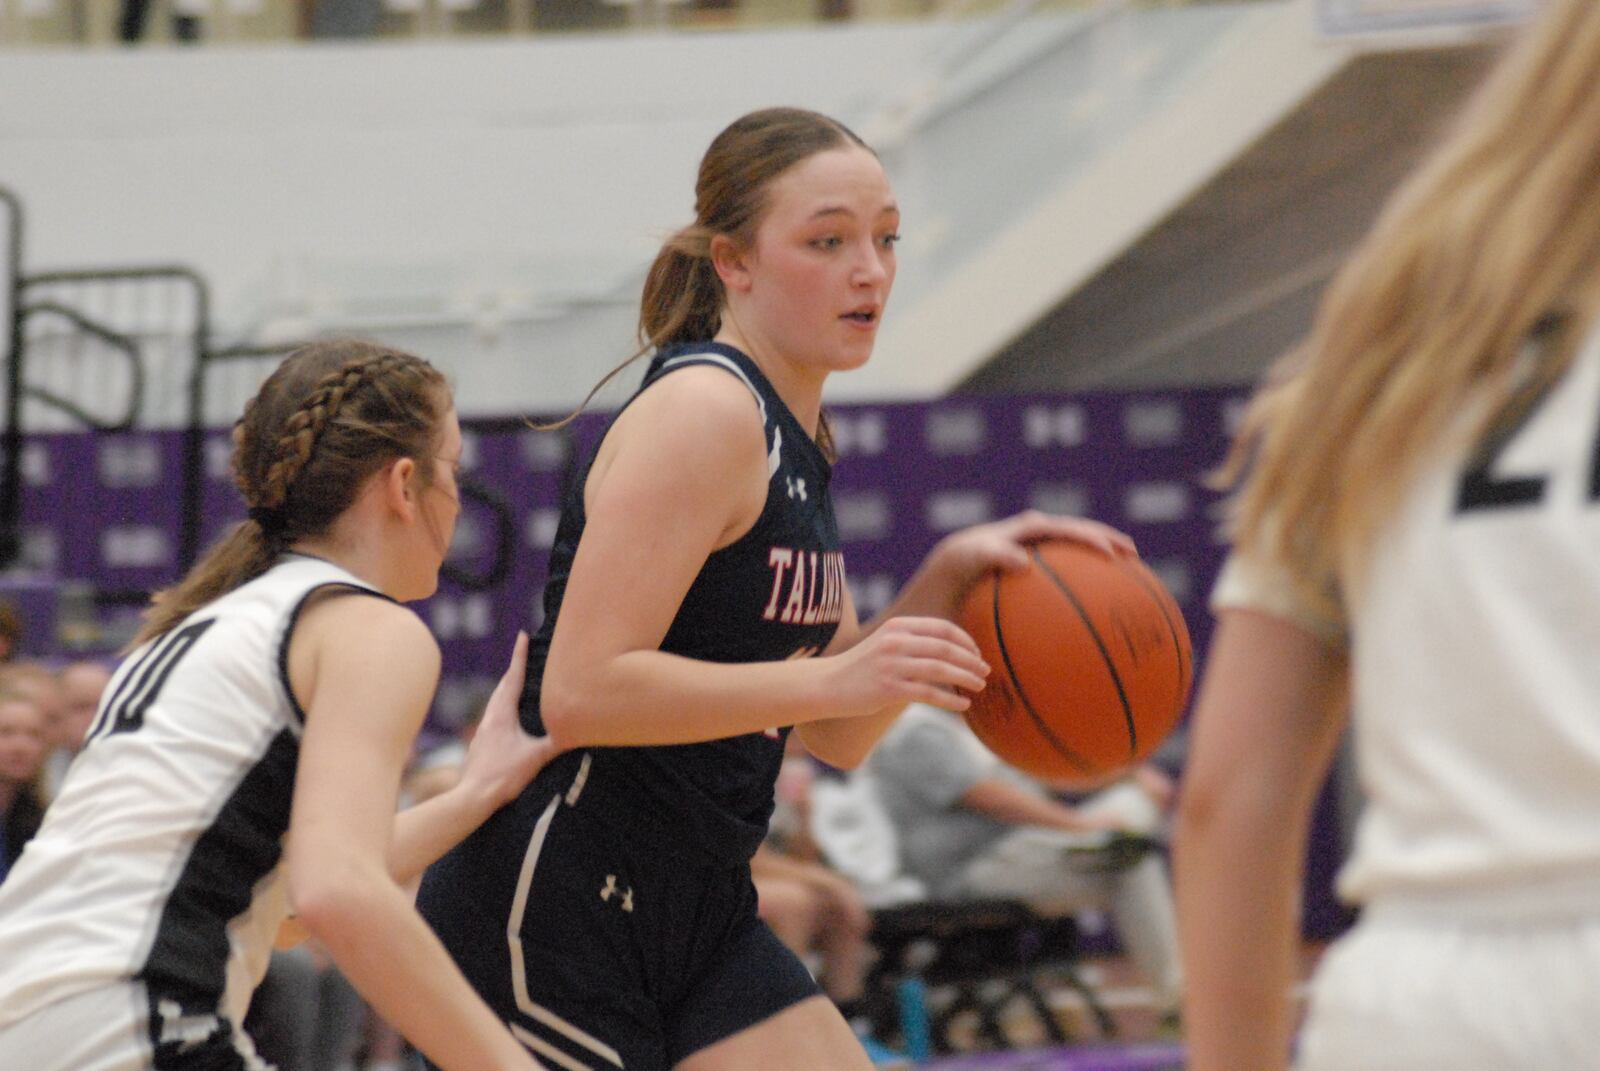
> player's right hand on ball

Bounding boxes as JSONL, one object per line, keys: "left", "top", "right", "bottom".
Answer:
{"left": 829, "top": 616, "right": 990, "bottom": 715}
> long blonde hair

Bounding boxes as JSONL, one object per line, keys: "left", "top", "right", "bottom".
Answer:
{"left": 1221, "top": 0, "right": 1600, "bottom": 620}
{"left": 134, "top": 340, "right": 447, "bottom": 646}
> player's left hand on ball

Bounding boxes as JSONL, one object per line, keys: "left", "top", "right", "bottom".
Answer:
{"left": 459, "top": 630, "right": 563, "bottom": 810}
{"left": 938, "top": 509, "right": 1137, "bottom": 579}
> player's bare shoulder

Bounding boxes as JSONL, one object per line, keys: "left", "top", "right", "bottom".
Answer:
{"left": 288, "top": 589, "right": 440, "bottom": 707}
{"left": 587, "top": 364, "right": 770, "bottom": 539}
{"left": 619, "top": 364, "right": 767, "bottom": 462}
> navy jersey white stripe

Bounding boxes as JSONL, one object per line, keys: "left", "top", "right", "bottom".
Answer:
{"left": 659, "top": 352, "right": 768, "bottom": 425}
{"left": 0, "top": 555, "right": 385, "bottom": 1030}
{"left": 505, "top": 793, "right": 625, "bottom": 1070}
{"left": 659, "top": 351, "right": 784, "bottom": 478}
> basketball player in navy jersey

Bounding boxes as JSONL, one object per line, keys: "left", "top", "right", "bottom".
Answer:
{"left": 0, "top": 341, "right": 556, "bottom": 1071}
{"left": 1176, "top": 3, "right": 1600, "bottom": 1068}
{"left": 416, "top": 108, "right": 1136, "bottom": 1071}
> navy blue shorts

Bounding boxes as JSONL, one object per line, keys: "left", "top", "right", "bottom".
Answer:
{"left": 418, "top": 773, "right": 821, "bottom": 1071}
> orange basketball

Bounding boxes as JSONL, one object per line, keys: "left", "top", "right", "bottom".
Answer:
{"left": 956, "top": 540, "right": 1193, "bottom": 787}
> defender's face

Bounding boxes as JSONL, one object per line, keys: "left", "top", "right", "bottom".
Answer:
{"left": 740, "top": 146, "right": 899, "bottom": 375}
{"left": 57, "top": 665, "right": 110, "bottom": 751}
{"left": 412, "top": 407, "right": 464, "bottom": 600}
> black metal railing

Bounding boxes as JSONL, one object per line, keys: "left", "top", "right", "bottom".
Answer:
{"left": 1, "top": 184, "right": 518, "bottom": 601}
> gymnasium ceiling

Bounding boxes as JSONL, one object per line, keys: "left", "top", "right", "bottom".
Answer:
{"left": 960, "top": 43, "right": 1499, "bottom": 395}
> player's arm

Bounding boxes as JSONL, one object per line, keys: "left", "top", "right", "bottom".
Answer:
{"left": 845, "top": 510, "right": 1135, "bottom": 629}
{"left": 539, "top": 369, "right": 986, "bottom": 749}
{"left": 798, "top": 511, "right": 1135, "bottom": 768}
{"left": 1173, "top": 609, "right": 1348, "bottom": 1071}
{"left": 959, "top": 778, "right": 1121, "bottom": 834}
{"left": 387, "top": 631, "right": 558, "bottom": 885}
{"left": 792, "top": 588, "right": 901, "bottom": 768}
{"left": 285, "top": 595, "right": 544, "bottom": 1071}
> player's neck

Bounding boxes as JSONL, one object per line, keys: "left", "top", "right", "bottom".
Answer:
{"left": 712, "top": 324, "right": 825, "bottom": 439}
{"left": 287, "top": 530, "right": 400, "bottom": 600}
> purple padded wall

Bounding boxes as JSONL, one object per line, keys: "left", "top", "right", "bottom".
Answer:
{"left": 16, "top": 386, "right": 1246, "bottom": 726}
{"left": 12, "top": 383, "right": 1358, "bottom": 938}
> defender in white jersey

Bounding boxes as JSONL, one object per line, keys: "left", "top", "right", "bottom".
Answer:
{"left": 0, "top": 341, "right": 555, "bottom": 1071}
{"left": 1175, "top": 4, "right": 1600, "bottom": 1069}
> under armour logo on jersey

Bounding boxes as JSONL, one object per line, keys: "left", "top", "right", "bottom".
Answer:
{"left": 600, "top": 874, "right": 634, "bottom": 913}
{"left": 786, "top": 476, "right": 807, "bottom": 501}
{"left": 156, "top": 999, "right": 220, "bottom": 1053}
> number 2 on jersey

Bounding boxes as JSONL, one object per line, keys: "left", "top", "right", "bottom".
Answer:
{"left": 1455, "top": 375, "right": 1600, "bottom": 513}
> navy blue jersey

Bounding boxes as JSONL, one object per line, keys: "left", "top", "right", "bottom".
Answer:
{"left": 520, "top": 342, "right": 844, "bottom": 864}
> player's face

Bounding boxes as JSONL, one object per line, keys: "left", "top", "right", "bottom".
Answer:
{"left": 413, "top": 407, "right": 464, "bottom": 599}
{"left": 57, "top": 666, "right": 109, "bottom": 751}
{"left": 740, "top": 146, "right": 899, "bottom": 375}
{"left": 0, "top": 699, "right": 47, "bottom": 786}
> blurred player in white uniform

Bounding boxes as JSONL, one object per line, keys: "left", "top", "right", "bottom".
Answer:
{"left": 1175, "top": 2, "right": 1600, "bottom": 1068}
{"left": 0, "top": 340, "right": 555, "bottom": 1071}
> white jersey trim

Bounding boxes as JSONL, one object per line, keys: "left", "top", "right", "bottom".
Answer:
{"left": 659, "top": 352, "right": 783, "bottom": 479}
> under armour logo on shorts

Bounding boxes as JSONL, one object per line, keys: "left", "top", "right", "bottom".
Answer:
{"left": 786, "top": 476, "right": 807, "bottom": 501}
{"left": 156, "top": 999, "right": 221, "bottom": 1053}
{"left": 600, "top": 874, "right": 634, "bottom": 912}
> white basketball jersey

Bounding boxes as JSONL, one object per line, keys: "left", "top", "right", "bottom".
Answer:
{"left": 1216, "top": 326, "right": 1600, "bottom": 913}
{"left": 0, "top": 555, "right": 383, "bottom": 1030}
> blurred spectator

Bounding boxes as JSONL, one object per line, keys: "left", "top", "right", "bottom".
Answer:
{"left": 307, "top": 0, "right": 382, "bottom": 38}
{"left": 768, "top": 732, "right": 819, "bottom": 857}
{"left": 403, "top": 687, "right": 491, "bottom": 806}
{"left": 56, "top": 661, "right": 110, "bottom": 749}
{"left": 870, "top": 703, "right": 1185, "bottom": 1024}
{"left": 0, "top": 664, "right": 64, "bottom": 803}
{"left": 117, "top": 0, "right": 200, "bottom": 43}
{"left": 1, "top": 662, "right": 63, "bottom": 739}
{"left": 0, "top": 691, "right": 49, "bottom": 886}
{"left": 405, "top": 737, "right": 467, "bottom": 806}
{"left": 751, "top": 840, "right": 874, "bottom": 1012}
{"left": 40, "top": 660, "right": 112, "bottom": 800}
{"left": 356, "top": 1007, "right": 414, "bottom": 1071}
{"left": 246, "top": 941, "right": 366, "bottom": 1071}
{"left": 0, "top": 599, "right": 22, "bottom": 664}
{"left": 755, "top": 738, "right": 874, "bottom": 1008}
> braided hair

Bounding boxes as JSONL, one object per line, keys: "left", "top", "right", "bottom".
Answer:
{"left": 134, "top": 340, "right": 448, "bottom": 646}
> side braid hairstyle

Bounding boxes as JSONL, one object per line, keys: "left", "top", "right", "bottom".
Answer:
{"left": 133, "top": 340, "right": 449, "bottom": 647}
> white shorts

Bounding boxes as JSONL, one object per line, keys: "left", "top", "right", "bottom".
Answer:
{"left": 0, "top": 983, "right": 270, "bottom": 1071}
{"left": 1296, "top": 907, "right": 1600, "bottom": 1070}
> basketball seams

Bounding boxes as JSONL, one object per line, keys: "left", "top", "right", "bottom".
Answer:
{"left": 1119, "top": 558, "right": 1193, "bottom": 703}
{"left": 1030, "top": 546, "right": 1140, "bottom": 759}
{"left": 957, "top": 541, "right": 1188, "bottom": 783}
{"left": 985, "top": 572, "right": 1098, "bottom": 776}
